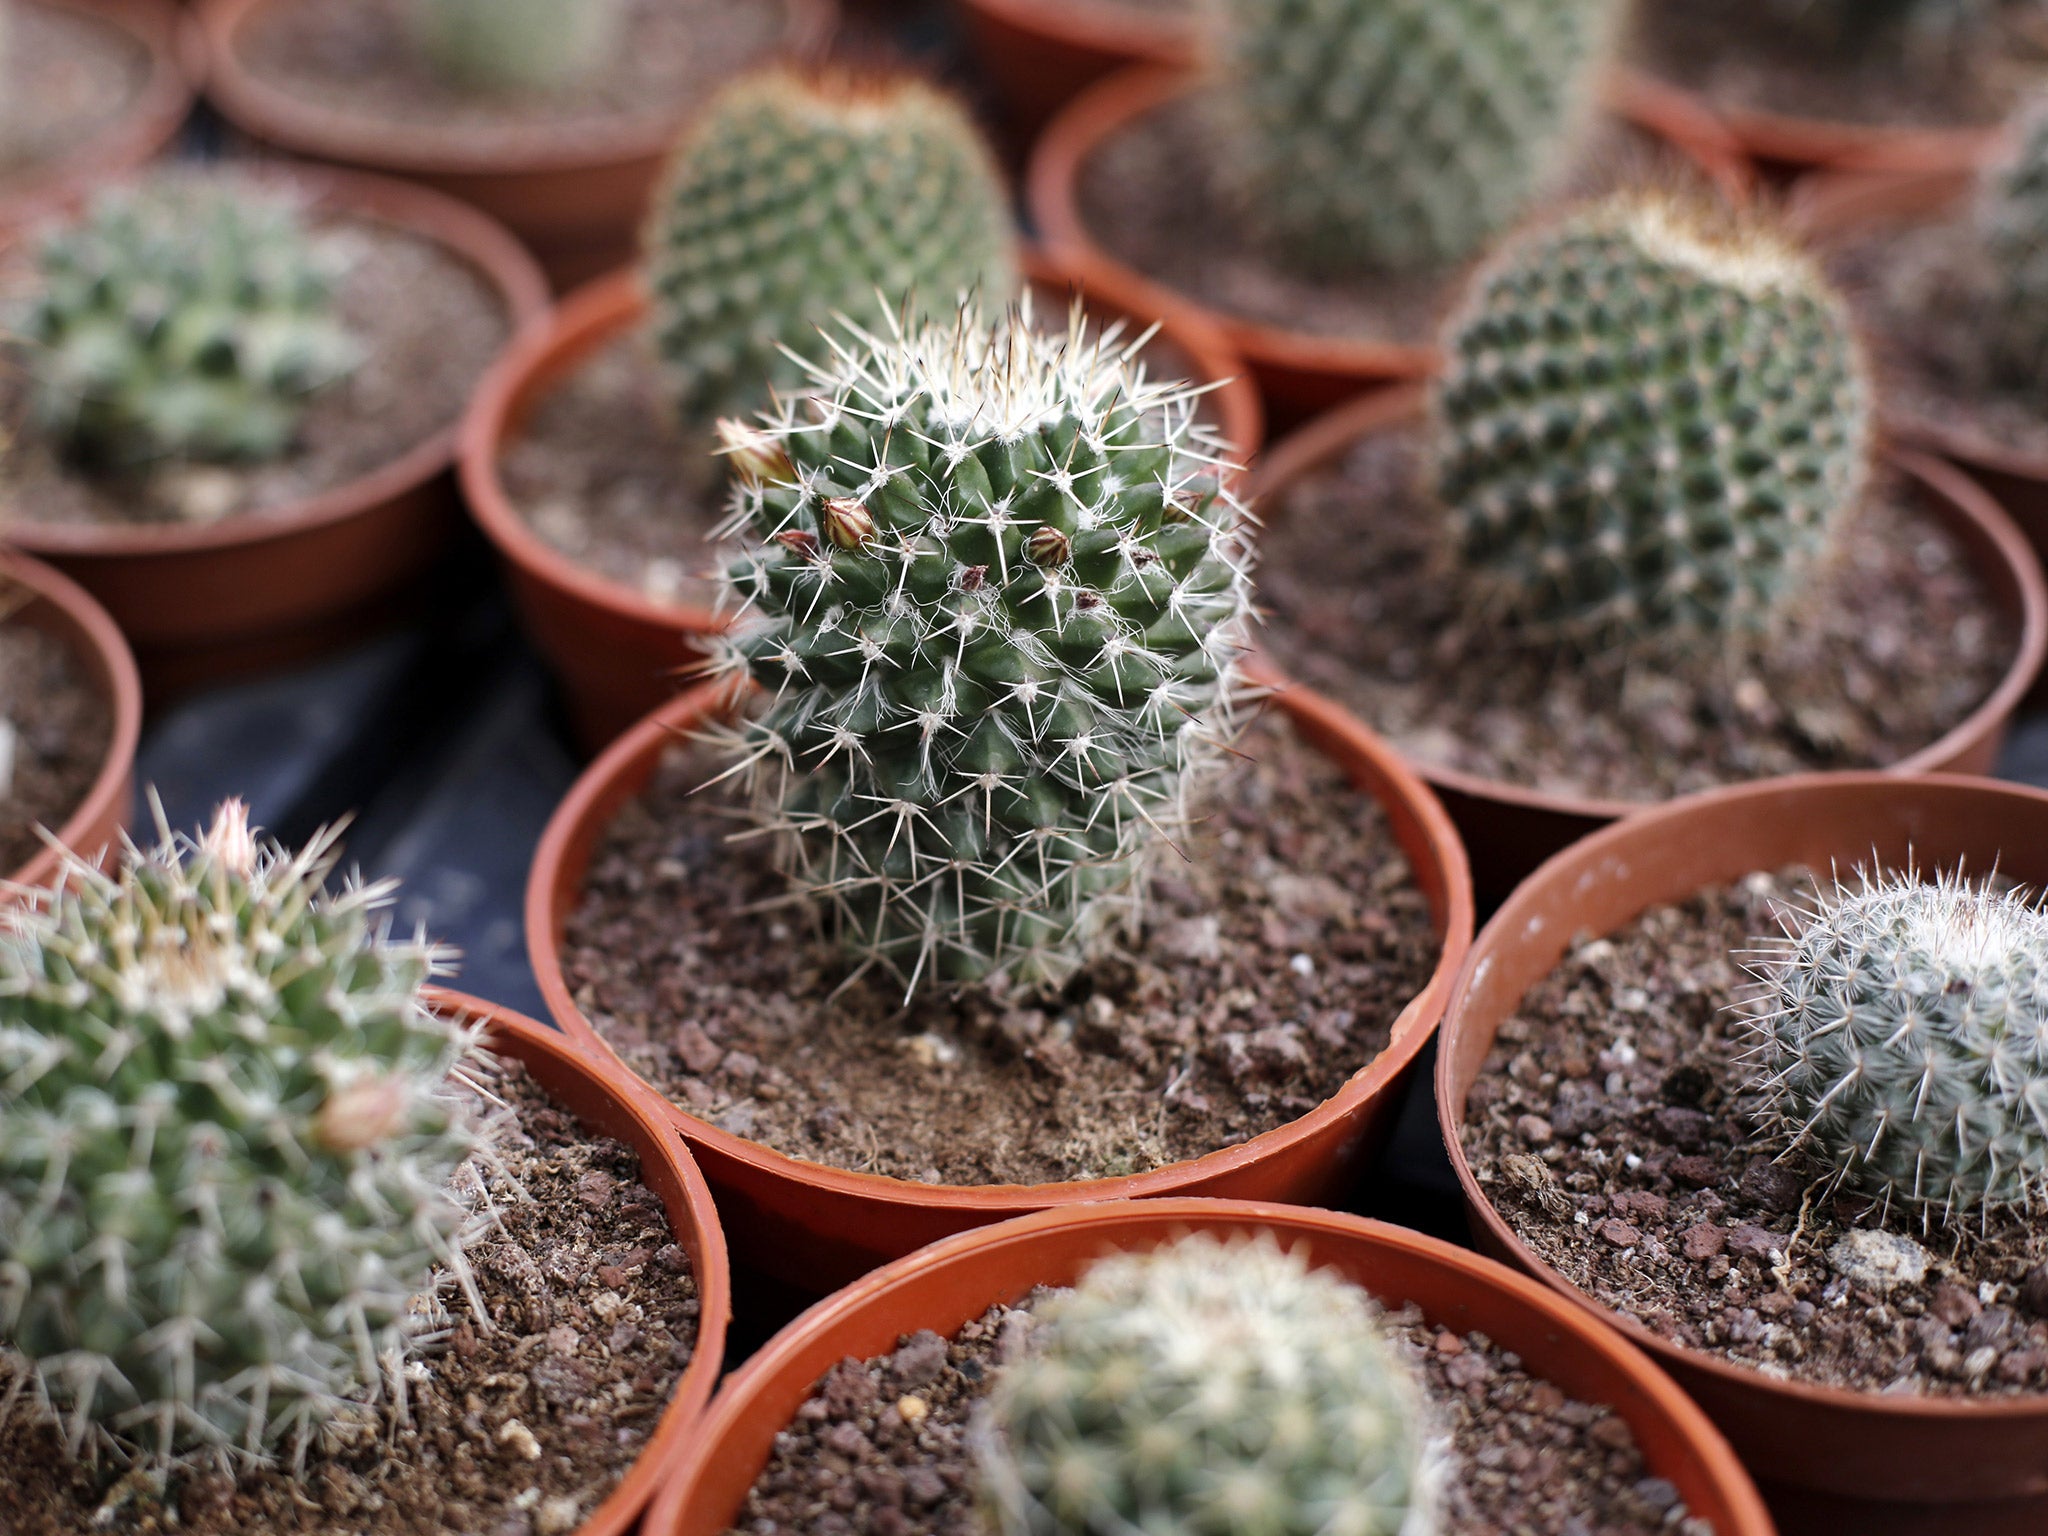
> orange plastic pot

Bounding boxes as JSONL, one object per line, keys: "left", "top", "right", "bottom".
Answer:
{"left": 1029, "top": 67, "right": 1753, "bottom": 432}
{"left": 1251, "top": 385, "right": 2048, "bottom": 901}
{"left": 193, "top": 0, "right": 835, "bottom": 290}
{"left": 1435, "top": 773, "right": 2048, "bottom": 1536}
{"left": 0, "top": 549, "right": 141, "bottom": 892}
{"left": 642, "top": 1199, "right": 1776, "bottom": 1536}
{"left": 0, "top": 0, "right": 195, "bottom": 235}
{"left": 525, "top": 676, "right": 1473, "bottom": 1292}
{"left": 459, "top": 253, "right": 1265, "bottom": 755}
{"left": 1, "top": 164, "right": 549, "bottom": 697}
{"left": 952, "top": 0, "right": 1197, "bottom": 138}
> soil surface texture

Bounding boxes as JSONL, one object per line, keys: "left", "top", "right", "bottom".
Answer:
{"left": 1258, "top": 428, "right": 2013, "bottom": 804}
{"left": 559, "top": 714, "right": 1440, "bottom": 1186}
{"left": 0, "top": 1058, "right": 702, "bottom": 1534}
{"left": 0, "top": 615, "right": 110, "bottom": 878}
{"left": 1463, "top": 867, "right": 2048, "bottom": 1398}
{"left": 0, "top": 1, "right": 151, "bottom": 188}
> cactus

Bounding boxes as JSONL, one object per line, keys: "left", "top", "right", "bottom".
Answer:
{"left": 1208, "top": 0, "right": 1624, "bottom": 277}
{"left": 20, "top": 176, "right": 360, "bottom": 469}
{"left": 1742, "top": 869, "right": 2048, "bottom": 1225}
{"left": 1427, "top": 194, "right": 1872, "bottom": 651}
{"left": 1977, "top": 93, "right": 2048, "bottom": 384}
{"left": 405, "top": 0, "right": 625, "bottom": 94}
{"left": 0, "top": 802, "right": 491, "bottom": 1464}
{"left": 976, "top": 1232, "right": 1437, "bottom": 1536}
{"left": 646, "top": 67, "right": 1020, "bottom": 425}
{"left": 707, "top": 298, "right": 1251, "bottom": 995}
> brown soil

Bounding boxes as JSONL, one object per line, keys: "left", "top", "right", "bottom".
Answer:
{"left": 0, "top": 181, "right": 511, "bottom": 530}
{"left": 233, "top": 0, "right": 793, "bottom": 152}
{"left": 1257, "top": 427, "right": 2014, "bottom": 805}
{"left": 728, "top": 1294, "right": 1711, "bottom": 1536}
{"left": 558, "top": 714, "right": 1441, "bottom": 1187}
{"left": 1462, "top": 868, "right": 2048, "bottom": 1399}
{"left": 0, "top": 0, "right": 151, "bottom": 189}
{"left": 0, "top": 1058, "right": 702, "bottom": 1534}
{"left": 0, "top": 613, "right": 111, "bottom": 878}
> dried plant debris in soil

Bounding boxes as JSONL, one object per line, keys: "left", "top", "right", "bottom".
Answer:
{"left": 726, "top": 1296, "right": 1709, "bottom": 1536}
{"left": 560, "top": 717, "right": 1438, "bottom": 1187}
{"left": 235, "top": 0, "right": 789, "bottom": 144}
{"left": 1259, "top": 430, "right": 2010, "bottom": 804}
{"left": 0, "top": 2, "right": 150, "bottom": 182}
{"left": 0, "top": 619, "right": 109, "bottom": 878}
{"left": 1463, "top": 867, "right": 2048, "bottom": 1397}
{"left": 0, "top": 212, "right": 509, "bottom": 530}
{"left": 0, "top": 1060, "right": 700, "bottom": 1535}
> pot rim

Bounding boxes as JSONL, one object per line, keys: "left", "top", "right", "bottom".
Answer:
{"left": 1248, "top": 382, "right": 2048, "bottom": 824}
{"left": 953, "top": 0, "right": 1197, "bottom": 64}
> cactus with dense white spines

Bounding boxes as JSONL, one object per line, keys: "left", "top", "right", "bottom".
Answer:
{"left": 405, "top": 0, "right": 625, "bottom": 93}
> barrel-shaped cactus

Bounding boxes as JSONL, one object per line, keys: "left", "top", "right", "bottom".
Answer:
{"left": 1210, "top": 0, "right": 1623, "bottom": 276}
{"left": 1428, "top": 194, "right": 1872, "bottom": 652}
{"left": 1743, "top": 870, "right": 2048, "bottom": 1224}
{"left": 647, "top": 67, "right": 1019, "bottom": 425}
{"left": 708, "top": 299, "right": 1251, "bottom": 993}
{"left": 405, "top": 0, "right": 624, "bottom": 93}
{"left": 1978, "top": 93, "right": 2048, "bottom": 383}
{"left": 976, "top": 1233, "right": 1437, "bottom": 1536}
{"left": 0, "top": 803, "right": 490, "bottom": 1463}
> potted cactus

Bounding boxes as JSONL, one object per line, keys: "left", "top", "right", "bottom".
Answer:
{"left": 0, "top": 802, "right": 730, "bottom": 1532}
{"left": 1250, "top": 190, "right": 2047, "bottom": 898}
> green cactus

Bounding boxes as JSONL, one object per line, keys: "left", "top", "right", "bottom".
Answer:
{"left": 708, "top": 299, "right": 1252, "bottom": 995}
{"left": 0, "top": 802, "right": 490, "bottom": 1463}
{"left": 20, "top": 176, "right": 360, "bottom": 469}
{"left": 1977, "top": 94, "right": 2048, "bottom": 384}
{"left": 1427, "top": 194, "right": 1872, "bottom": 651}
{"left": 976, "top": 1232, "right": 1437, "bottom": 1536}
{"left": 646, "top": 67, "right": 1020, "bottom": 425}
{"left": 1743, "top": 870, "right": 2048, "bottom": 1225}
{"left": 1208, "top": 0, "right": 1624, "bottom": 277}
{"left": 405, "top": 0, "right": 625, "bottom": 93}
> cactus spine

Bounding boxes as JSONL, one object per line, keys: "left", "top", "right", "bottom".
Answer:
{"left": 0, "top": 803, "right": 491, "bottom": 1463}
{"left": 708, "top": 299, "right": 1251, "bottom": 995}
{"left": 647, "top": 67, "right": 1020, "bottom": 424}
{"left": 976, "top": 1232, "right": 1437, "bottom": 1536}
{"left": 405, "top": 0, "right": 625, "bottom": 93}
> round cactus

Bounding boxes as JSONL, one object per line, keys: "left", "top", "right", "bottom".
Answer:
{"left": 1428, "top": 194, "right": 1872, "bottom": 651}
{"left": 976, "top": 1232, "right": 1437, "bottom": 1536}
{"left": 1743, "top": 870, "right": 2048, "bottom": 1223}
{"left": 404, "top": 0, "right": 625, "bottom": 93}
{"left": 1978, "top": 93, "right": 2048, "bottom": 384}
{"left": 19, "top": 176, "right": 360, "bottom": 469}
{"left": 0, "top": 803, "right": 490, "bottom": 1463}
{"left": 646, "top": 67, "right": 1020, "bottom": 424}
{"left": 1210, "top": 0, "right": 1624, "bottom": 277}
{"left": 708, "top": 298, "right": 1251, "bottom": 994}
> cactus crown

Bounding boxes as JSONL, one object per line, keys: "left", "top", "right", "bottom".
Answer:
{"left": 976, "top": 1232, "right": 1438, "bottom": 1536}
{"left": 707, "top": 298, "right": 1252, "bottom": 996}
{"left": 0, "top": 803, "right": 492, "bottom": 1465}
{"left": 1427, "top": 194, "right": 1872, "bottom": 654}
{"left": 1208, "top": 0, "right": 1623, "bottom": 277}
{"left": 20, "top": 176, "right": 360, "bottom": 469}
{"left": 1742, "top": 868, "right": 2048, "bottom": 1228}
{"left": 404, "top": 0, "right": 624, "bottom": 94}
{"left": 647, "top": 67, "right": 1020, "bottom": 425}
{"left": 1977, "top": 92, "right": 2048, "bottom": 384}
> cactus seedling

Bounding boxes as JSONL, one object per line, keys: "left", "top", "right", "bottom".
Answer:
{"left": 707, "top": 298, "right": 1252, "bottom": 995}
{"left": 976, "top": 1232, "right": 1437, "bottom": 1536}
{"left": 646, "top": 67, "right": 1019, "bottom": 424}
{"left": 405, "top": 0, "right": 625, "bottom": 93}
{"left": 0, "top": 802, "right": 492, "bottom": 1464}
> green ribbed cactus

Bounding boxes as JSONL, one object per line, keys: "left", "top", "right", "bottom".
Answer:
{"left": 1978, "top": 94, "right": 2048, "bottom": 383}
{"left": 405, "top": 0, "right": 624, "bottom": 93}
{"left": 0, "top": 803, "right": 490, "bottom": 1463}
{"left": 1743, "top": 871, "right": 2048, "bottom": 1225}
{"left": 1209, "top": 0, "right": 1624, "bottom": 277}
{"left": 1428, "top": 194, "right": 1872, "bottom": 650}
{"left": 647, "top": 68, "right": 1019, "bottom": 424}
{"left": 21, "top": 177, "right": 360, "bottom": 469}
{"left": 709, "top": 299, "right": 1251, "bottom": 994}
{"left": 976, "top": 1233, "right": 1437, "bottom": 1536}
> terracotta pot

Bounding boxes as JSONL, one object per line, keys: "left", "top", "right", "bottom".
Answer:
{"left": 1029, "top": 67, "right": 1754, "bottom": 433}
{"left": 1250, "top": 385, "right": 2048, "bottom": 901}
{"left": 641, "top": 1199, "right": 1776, "bottom": 1536}
{"left": 1434, "top": 773, "right": 2048, "bottom": 1535}
{"left": 0, "top": 0, "right": 195, "bottom": 235}
{"left": 192, "top": 0, "right": 835, "bottom": 290}
{"left": 524, "top": 676, "right": 1473, "bottom": 1292}
{"left": 0, "top": 548, "right": 141, "bottom": 892}
{"left": 458, "top": 252, "right": 1266, "bottom": 755}
{"left": 952, "top": 0, "right": 1196, "bottom": 139}
{"left": 1, "top": 164, "right": 550, "bottom": 697}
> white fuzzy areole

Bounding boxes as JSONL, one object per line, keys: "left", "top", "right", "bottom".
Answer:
{"left": 1620, "top": 197, "right": 1819, "bottom": 299}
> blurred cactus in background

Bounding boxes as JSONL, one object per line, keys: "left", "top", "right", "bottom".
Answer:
{"left": 406, "top": 0, "right": 625, "bottom": 94}
{"left": 1977, "top": 91, "right": 2048, "bottom": 382}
